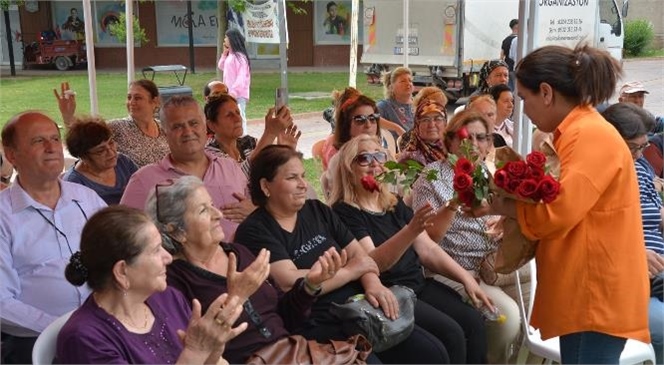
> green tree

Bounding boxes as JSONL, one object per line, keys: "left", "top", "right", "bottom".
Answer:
{"left": 107, "top": 12, "right": 149, "bottom": 45}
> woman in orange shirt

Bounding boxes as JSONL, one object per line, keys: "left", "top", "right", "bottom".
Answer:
{"left": 490, "top": 44, "right": 650, "bottom": 364}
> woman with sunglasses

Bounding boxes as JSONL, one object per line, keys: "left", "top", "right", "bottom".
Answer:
{"left": 235, "top": 145, "right": 451, "bottom": 364}
{"left": 56, "top": 206, "right": 247, "bottom": 364}
{"left": 601, "top": 103, "right": 664, "bottom": 365}
{"left": 330, "top": 134, "right": 492, "bottom": 364}
{"left": 63, "top": 116, "right": 138, "bottom": 205}
{"left": 410, "top": 110, "right": 530, "bottom": 363}
{"left": 144, "top": 176, "right": 370, "bottom": 364}
{"left": 398, "top": 100, "right": 448, "bottom": 166}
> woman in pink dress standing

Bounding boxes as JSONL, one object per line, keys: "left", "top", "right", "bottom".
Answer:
{"left": 218, "top": 28, "right": 251, "bottom": 136}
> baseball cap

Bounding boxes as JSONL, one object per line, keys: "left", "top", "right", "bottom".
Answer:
{"left": 620, "top": 81, "right": 649, "bottom": 95}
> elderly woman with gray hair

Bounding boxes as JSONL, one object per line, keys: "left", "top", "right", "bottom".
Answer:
{"left": 376, "top": 67, "right": 415, "bottom": 131}
{"left": 145, "top": 176, "right": 354, "bottom": 364}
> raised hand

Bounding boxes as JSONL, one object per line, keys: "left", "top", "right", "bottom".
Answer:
{"left": 227, "top": 249, "right": 271, "bottom": 303}
{"left": 264, "top": 106, "right": 294, "bottom": 137}
{"left": 277, "top": 124, "right": 302, "bottom": 149}
{"left": 406, "top": 203, "right": 434, "bottom": 234}
{"left": 53, "top": 82, "right": 77, "bottom": 128}
{"left": 306, "top": 247, "right": 348, "bottom": 287}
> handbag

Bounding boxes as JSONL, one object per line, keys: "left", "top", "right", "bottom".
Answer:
{"left": 245, "top": 334, "right": 371, "bottom": 365}
{"left": 329, "top": 285, "right": 417, "bottom": 353}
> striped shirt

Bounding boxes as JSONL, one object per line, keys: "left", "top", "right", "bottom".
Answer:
{"left": 636, "top": 157, "right": 664, "bottom": 254}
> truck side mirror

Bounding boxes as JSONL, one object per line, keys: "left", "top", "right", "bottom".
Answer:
{"left": 621, "top": 0, "right": 629, "bottom": 17}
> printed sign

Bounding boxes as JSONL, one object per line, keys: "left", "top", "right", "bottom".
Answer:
{"left": 243, "top": 1, "right": 280, "bottom": 43}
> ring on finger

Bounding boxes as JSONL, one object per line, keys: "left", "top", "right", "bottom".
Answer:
{"left": 214, "top": 317, "right": 226, "bottom": 326}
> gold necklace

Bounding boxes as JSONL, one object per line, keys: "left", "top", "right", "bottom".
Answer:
{"left": 106, "top": 303, "right": 150, "bottom": 330}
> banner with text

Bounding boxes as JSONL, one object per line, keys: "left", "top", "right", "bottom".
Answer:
{"left": 243, "top": 1, "right": 280, "bottom": 44}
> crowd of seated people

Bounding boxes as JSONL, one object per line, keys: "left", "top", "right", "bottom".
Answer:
{"left": 1, "top": 57, "right": 662, "bottom": 365}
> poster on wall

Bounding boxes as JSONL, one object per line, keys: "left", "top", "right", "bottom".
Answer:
{"left": 51, "top": 1, "right": 85, "bottom": 41}
{"left": 243, "top": 1, "right": 280, "bottom": 44}
{"left": 314, "top": 0, "right": 363, "bottom": 45}
{"left": 94, "top": 1, "right": 139, "bottom": 46}
{"left": 155, "top": 0, "right": 219, "bottom": 46}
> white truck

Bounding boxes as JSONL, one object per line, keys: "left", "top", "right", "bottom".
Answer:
{"left": 361, "top": 0, "right": 627, "bottom": 103}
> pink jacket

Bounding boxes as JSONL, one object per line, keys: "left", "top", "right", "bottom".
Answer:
{"left": 218, "top": 52, "right": 251, "bottom": 100}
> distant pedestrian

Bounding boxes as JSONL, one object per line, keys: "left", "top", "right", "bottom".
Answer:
{"left": 218, "top": 28, "right": 251, "bottom": 136}
{"left": 501, "top": 19, "right": 518, "bottom": 91}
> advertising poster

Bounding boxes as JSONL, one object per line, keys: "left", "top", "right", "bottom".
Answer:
{"left": 314, "top": 0, "right": 363, "bottom": 45}
{"left": 51, "top": 1, "right": 85, "bottom": 41}
{"left": 155, "top": 0, "right": 219, "bottom": 46}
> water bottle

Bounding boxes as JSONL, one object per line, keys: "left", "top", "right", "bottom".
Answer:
{"left": 479, "top": 305, "right": 506, "bottom": 324}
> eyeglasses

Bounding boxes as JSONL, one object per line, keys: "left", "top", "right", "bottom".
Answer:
{"left": 352, "top": 113, "right": 380, "bottom": 126}
{"left": 353, "top": 151, "right": 388, "bottom": 166}
{"left": 627, "top": 141, "right": 650, "bottom": 153}
{"left": 87, "top": 139, "right": 116, "bottom": 157}
{"left": 419, "top": 115, "right": 446, "bottom": 124}
{"left": 154, "top": 179, "right": 176, "bottom": 223}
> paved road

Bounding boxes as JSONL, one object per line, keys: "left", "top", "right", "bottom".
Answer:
{"left": 253, "top": 58, "right": 663, "bottom": 159}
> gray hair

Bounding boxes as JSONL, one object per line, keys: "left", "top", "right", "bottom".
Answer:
{"left": 159, "top": 95, "right": 201, "bottom": 132}
{"left": 145, "top": 175, "right": 205, "bottom": 254}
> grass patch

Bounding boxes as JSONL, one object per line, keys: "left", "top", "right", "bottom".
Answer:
{"left": 625, "top": 48, "right": 664, "bottom": 58}
{"left": 303, "top": 157, "right": 324, "bottom": 200}
{"left": 0, "top": 71, "right": 385, "bottom": 129}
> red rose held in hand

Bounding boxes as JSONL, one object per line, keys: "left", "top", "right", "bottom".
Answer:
{"left": 537, "top": 175, "right": 561, "bottom": 203}
{"left": 516, "top": 179, "right": 539, "bottom": 199}
{"left": 528, "top": 165, "right": 545, "bottom": 181}
{"left": 506, "top": 179, "right": 521, "bottom": 194}
{"left": 506, "top": 160, "right": 528, "bottom": 178}
{"left": 458, "top": 190, "right": 476, "bottom": 207}
{"left": 526, "top": 151, "right": 547, "bottom": 169}
{"left": 456, "top": 127, "right": 470, "bottom": 140}
{"left": 360, "top": 175, "right": 380, "bottom": 193}
{"left": 453, "top": 173, "right": 474, "bottom": 192}
{"left": 493, "top": 169, "right": 509, "bottom": 189}
{"left": 454, "top": 158, "right": 474, "bottom": 175}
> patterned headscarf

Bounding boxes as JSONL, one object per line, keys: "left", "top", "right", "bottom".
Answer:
{"left": 402, "top": 100, "right": 448, "bottom": 164}
{"left": 478, "top": 59, "right": 509, "bottom": 94}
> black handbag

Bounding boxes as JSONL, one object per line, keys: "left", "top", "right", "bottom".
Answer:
{"left": 329, "top": 285, "right": 416, "bottom": 353}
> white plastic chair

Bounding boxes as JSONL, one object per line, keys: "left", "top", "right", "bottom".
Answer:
{"left": 514, "top": 260, "right": 656, "bottom": 365}
{"left": 32, "top": 310, "right": 73, "bottom": 365}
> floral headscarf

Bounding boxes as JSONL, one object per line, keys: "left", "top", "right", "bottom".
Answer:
{"left": 478, "top": 59, "right": 509, "bottom": 94}
{"left": 401, "top": 100, "right": 447, "bottom": 165}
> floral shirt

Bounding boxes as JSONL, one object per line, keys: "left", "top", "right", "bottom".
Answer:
{"left": 411, "top": 160, "right": 499, "bottom": 271}
{"left": 108, "top": 117, "right": 170, "bottom": 168}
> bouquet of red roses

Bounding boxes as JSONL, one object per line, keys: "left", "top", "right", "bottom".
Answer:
{"left": 448, "top": 128, "right": 491, "bottom": 207}
{"left": 491, "top": 147, "right": 560, "bottom": 203}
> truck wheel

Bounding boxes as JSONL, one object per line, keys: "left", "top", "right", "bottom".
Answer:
{"left": 54, "top": 56, "right": 69, "bottom": 71}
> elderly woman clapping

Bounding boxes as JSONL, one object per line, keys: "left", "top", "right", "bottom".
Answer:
{"left": 56, "top": 206, "right": 246, "bottom": 364}
{"left": 145, "top": 176, "right": 352, "bottom": 364}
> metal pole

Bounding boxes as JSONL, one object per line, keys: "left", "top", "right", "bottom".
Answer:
{"left": 126, "top": 0, "right": 134, "bottom": 84}
{"left": 82, "top": 0, "right": 98, "bottom": 114}
{"left": 187, "top": 0, "right": 196, "bottom": 74}
{"left": 277, "top": 0, "right": 288, "bottom": 99}
{"left": 402, "top": 0, "right": 409, "bottom": 67}
{"left": 3, "top": 10, "right": 15, "bottom": 76}
{"left": 349, "top": 0, "right": 359, "bottom": 87}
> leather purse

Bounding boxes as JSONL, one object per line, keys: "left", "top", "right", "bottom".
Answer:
{"left": 329, "top": 285, "right": 417, "bottom": 353}
{"left": 245, "top": 334, "right": 371, "bottom": 365}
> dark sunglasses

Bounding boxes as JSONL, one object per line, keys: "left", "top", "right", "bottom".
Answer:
{"left": 352, "top": 113, "right": 380, "bottom": 126}
{"left": 354, "top": 151, "right": 388, "bottom": 166}
{"left": 154, "top": 179, "right": 176, "bottom": 223}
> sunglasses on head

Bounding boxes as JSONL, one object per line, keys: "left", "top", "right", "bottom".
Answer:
{"left": 354, "top": 151, "right": 388, "bottom": 166}
{"left": 352, "top": 113, "right": 380, "bottom": 126}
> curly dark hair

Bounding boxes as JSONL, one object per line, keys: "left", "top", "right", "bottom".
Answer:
{"left": 65, "top": 116, "right": 112, "bottom": 158}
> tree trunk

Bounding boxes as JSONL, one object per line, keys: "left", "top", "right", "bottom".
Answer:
{"left": 4, "top": 10, "right": 16, "bottom": 76}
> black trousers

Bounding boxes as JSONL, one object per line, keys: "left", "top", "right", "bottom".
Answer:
{"left": 1, "top": 332, "right": 37, "bottom": 364}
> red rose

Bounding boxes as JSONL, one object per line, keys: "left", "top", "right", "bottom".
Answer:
{"left": 458, "top": 189, "right": 476, "bottom": 207}
{"left": 453, "top": 173, "right": 474, "bottom": 192}
{"left": 456, "top": 127, "right": 470, "bottom": 140}
{"left": 526, "top": 151, "right": 547, "bottom": 169}
{"left": 528, "top": 165, "right": 545, "bottom": 181}
{"left": 506, "top": 179, "right": 521, "bottom": 194}
{"left": 537, "top": 175, "right": 561, "bottom": 203}
{"left": 360, "top": 175, "right": 380, "bottom": 193}
{"left": 516, "top": 179, "right": 539, "bottom": 199}
{"left": 506, "top": 160, "right": 528, "bottom": 178}
{"left": 493, "top": 169, "right": 509, "bottom": 189}
{"left": 454, "top": 158, "right": 474, "bottom": 175}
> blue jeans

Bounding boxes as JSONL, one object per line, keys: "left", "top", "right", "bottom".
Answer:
{"left": 559, "top": 331, "right": 626, "bottom": 364}
{"left": 650, "top": 297, "right": 664, "bottom": 365}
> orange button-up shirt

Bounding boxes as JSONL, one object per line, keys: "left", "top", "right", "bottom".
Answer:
{"left": 516, "top": 105, "right": 650, "bottom": 342}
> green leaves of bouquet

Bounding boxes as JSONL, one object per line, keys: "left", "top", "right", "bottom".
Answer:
{"left": 375, "top": 160, "right": 439, "bottom": 194}
{"left": 448, "top": 128, "right": 491, "bottom": 207}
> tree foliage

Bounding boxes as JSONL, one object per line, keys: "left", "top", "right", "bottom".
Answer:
{"left": 107, "top": 12, "right": 149, "bottom": 45}
{"left": 624, "top": 19, "right": 654, "bottom": 56}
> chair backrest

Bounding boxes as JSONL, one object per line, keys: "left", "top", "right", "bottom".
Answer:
{"left": 32, "top": 310, "right": 74, "bottom": 365}
{"left": 311, "top": 138, "right": 326, "bottom": 162}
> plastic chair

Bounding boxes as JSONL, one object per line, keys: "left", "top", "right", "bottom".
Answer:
{"left": 514, "top": 260, "right": 657, "bottom": 364}
{"left": 32, "top": 310, "right": 73, "bottom": 365}
{"left": 311, "top": 138, "right": 327, "bottom": 162}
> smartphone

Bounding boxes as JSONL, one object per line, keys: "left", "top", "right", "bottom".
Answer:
{"left": 275, "top": 87, "right": 287, "bottom": 112}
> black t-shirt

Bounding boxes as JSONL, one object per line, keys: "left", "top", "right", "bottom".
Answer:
{"left": 235, "top": 199, "right": 362, "bottom": 322}
{"left": 332, "top": 198, "right": 426, "bottom": 294}
{"left": 501, "top": 34, "right": 517, "bottom": 71}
